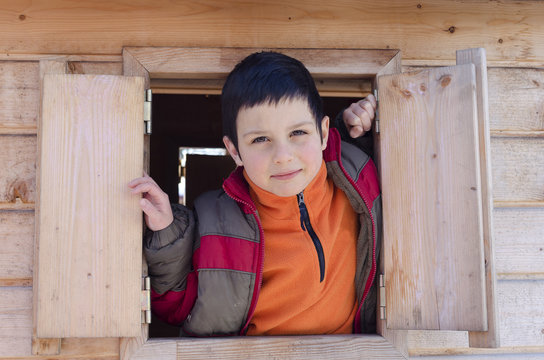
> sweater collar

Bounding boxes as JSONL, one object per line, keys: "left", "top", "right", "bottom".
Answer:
{"left": 244, "top": 160, "right": 329, "bottom": 220}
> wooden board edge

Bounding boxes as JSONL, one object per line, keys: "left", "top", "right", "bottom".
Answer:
{"left": 456, "top": 48, "right": 500, "bottom": 349}
{"left": 32, "top": 59, "right": 68, "bottom": 354}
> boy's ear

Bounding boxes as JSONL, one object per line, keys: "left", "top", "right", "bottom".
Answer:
{"left": 223, "top": 136, "right": 244, "bottom": 167}
{"left": 320, "top": 116, "right": 330, "bottom": 150}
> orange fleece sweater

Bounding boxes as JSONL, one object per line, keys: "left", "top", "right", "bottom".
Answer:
{"left": 245, "top": 161, "right": 359, "bottom": 335}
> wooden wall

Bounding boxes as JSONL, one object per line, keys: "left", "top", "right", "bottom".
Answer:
{"left": 0, "top": 1, "right": 542, "bottom": 358}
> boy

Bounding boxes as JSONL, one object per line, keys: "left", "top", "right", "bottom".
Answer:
{"left": 128, "top": 51, "right": 380, "bottom": 336}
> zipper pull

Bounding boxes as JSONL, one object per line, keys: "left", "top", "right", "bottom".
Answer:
{"left": 297, "top": 192, "right": 306, "bottom": 231}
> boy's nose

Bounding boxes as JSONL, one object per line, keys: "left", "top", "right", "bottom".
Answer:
{"left": 273, "top": 143, "right": 294, "bottom": 164}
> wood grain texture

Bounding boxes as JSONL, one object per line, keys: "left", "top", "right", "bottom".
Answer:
{"left": 0, "top": 211, "right": 33, "bottom": 286}
{"left": 488, "top": 67, "right": 544, "bottom": 132}
{"left": 0, "top": 287, "right": 119, "bottom": 358}
{"left": 406, "top": 280, "right": 544, "bottom": 352}
{"left": 493, "top": 207, "right": 544, "bottom": 278}
{"left": 125, "top": 47, "right": 399, "bottom": 79}
{"left": 379, "top": 65, "right": 486, "bottom": 330}
{"left": 497, "top": 280, "right": 544, "bottom": 347}
{"left": 410, "top": 347, "right": 544, "bottom": 359}
{"left": 0, "top": 1, "right": 543, "bottom": 64}
{"left": 35, "top": 74, "right": 144, "bottom": 337}
{"left": 0, "top": 62, "right": 40, "bottom": 134}
{"left": 172, "top": 335, "right": 404, "bottom": 360}
{"left": 0, "top": 61, "right": 123, "bottom": 135}
{"left": 456, "top": 48, "right": 499, "bottom": 348}
{"left": 0, "top": 135, "right": 36, "bottom": 204}
{"left": 491, "top": 137, "right": 544, "bottom": 202}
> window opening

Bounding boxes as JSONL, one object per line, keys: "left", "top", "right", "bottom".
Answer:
{"left": 149, "top": 92, "right": 372, "bottom": 338}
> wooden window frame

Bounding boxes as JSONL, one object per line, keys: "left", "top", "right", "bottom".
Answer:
{"left": 120, "top": 46, "right": 408, "bottom": 360}
{"left": 117, "top": 46, "right": 497, "bottom": 359}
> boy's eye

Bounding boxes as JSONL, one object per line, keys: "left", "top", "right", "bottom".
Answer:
{"left": 251, "top": 136, "right": 268, "bottom": 144}
{"left": 291, "top": 129, "right": 307, "bottom": 136}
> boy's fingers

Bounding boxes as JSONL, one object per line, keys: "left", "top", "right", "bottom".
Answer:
{"left": 366, "top": 94, "right": 377, "bottom": 108}
{"left": 139, "top": 198, "right": 160, "bottom": 218}
{"left": 130, "top": 182, "right": 165, "bottom": 200}
{"left": 346, "top": 111, "right": 372, "bottom": 131}
{"left": 357, "top": 99, "right": 376, "bottom": 118}
{"left": 349, "top": 125, "right": 364, "bottom": 138}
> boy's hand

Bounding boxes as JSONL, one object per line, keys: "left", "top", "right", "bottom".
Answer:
{"left": 128, "top": 174, "right": 174, "bottom": 231}
{"left": 342, "top": 94, "right": 377, "bottom": 138}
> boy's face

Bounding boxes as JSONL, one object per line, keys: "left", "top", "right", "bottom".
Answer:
{"left": 223, "top": 98, "right": 329, "bottom": 197}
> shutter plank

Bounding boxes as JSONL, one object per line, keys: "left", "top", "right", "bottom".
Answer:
{"left": 379, "top": 64, "right": 486, "bottom": 330}
{"left": 36, "top": 74, "right": 144, "bottom": 337}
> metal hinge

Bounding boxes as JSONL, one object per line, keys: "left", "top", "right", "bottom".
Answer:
{"left": 144, "top": 89, "right": 152, "bottom": 135}
{"left": 373, "top": 89, "right": 380, "bottom": 134}
{"left": 141, "top": 276, "right": 151, "bottom": 324}
{"left": 379, "top": 274, "right": 386, "bottom": 320}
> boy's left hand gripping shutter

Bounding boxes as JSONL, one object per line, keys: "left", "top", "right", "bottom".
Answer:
{"left": 141, "top": 276, "right": 152, "bottom": 324}
{"left": 144, "top": 89, "right": 152, "bottom": 135}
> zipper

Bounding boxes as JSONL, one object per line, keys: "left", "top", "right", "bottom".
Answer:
{"left": 297, "top": 191, "right": 326, "bottom": 282}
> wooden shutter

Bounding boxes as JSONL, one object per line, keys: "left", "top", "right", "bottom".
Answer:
{"left": 35, "top": 74, "right": 144, "bottom": 337}
{"left": 378, "top": 64, "right": 487, "bottom": 331}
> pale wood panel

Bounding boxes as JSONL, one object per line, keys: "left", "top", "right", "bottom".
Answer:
{"left": 379, "top": 65, "right": 486, "bottom": 330}
{"left": 491, "top": 138, "right": 544, "bottom": 202}
{"left": 410, "top": 349, "right": 544, "bottom": 359}
{"left": 36, "top": 74, "right": 144, "bottom": 337}
{"left": 494, "top": 207, "right": 544, "bottom": 277}
{"left": 457, "top": 48, "right": 499, "bottom": 348}
{"left": 0, "top": 62, "right": 39, "bottom": 134}
{"left": 488, "top": 68, "right": 544, "bottom": 132}
{"left": 125, "top": 47, "right": 398, "bottom": 79}
{"left": 498, "top": 280, "right": 544, "bottom": 347}
{"left": 0, "top": 286, "right": 32, "bottom": 356}
{"left": 171, "top": 335, "right": 403, "bottom": 360}
{"left": 0, "top": 211, "right": 33, "bottom": 286}
{"left": 0, "top": 287, "right": 119, "bottom": 357}
{"left": 0, "top": 61, "right": 122, "bottom": 135}
{"left": 66, "top": 61, "right": 122, "bottom": 75}
{"left": 1, "top": 1, "right": 544, "bottom": 64}
{"left": 407, "top": 279, "right": 544, "bottom": 351}
{"left": 0, "top": 135, "right": 36, "bottom": 204}
{"left": 403, "top": 66, "right": 544, "bottom": 134}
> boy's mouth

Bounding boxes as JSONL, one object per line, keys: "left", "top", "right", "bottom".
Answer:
{"left": 271, "top": 169, "right": 302, "bottom": 180}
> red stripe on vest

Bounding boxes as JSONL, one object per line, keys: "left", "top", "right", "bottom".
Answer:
{"left": 196, "top": 235, "right": 258, "bottom": 273}
{"left": 151, "top": 271, "right": 198, "bottom": 325}
{"left": 358, "top": 159, "right": 380, "bottom": 203}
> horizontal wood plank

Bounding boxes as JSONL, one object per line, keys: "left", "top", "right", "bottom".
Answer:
{"left": 174, "top": 335, "right": 404, "bottom": 360}
{"left": 0, "top": 62, "right": 40, "bottom": 134}
{"left": 488, "top": 68, "right": 544, "bottom": 132}
{"left": 494, "top": 207, "right": 544, "bottom": 277}
{"left": 0, "top": 211, "right": 34, "bottom": 286}
{"left": 410, "top": 347, "right": 544, "bottom": 359}
{"left": 127, "top": 47, "right": 398, "bottom": 78}
{"left": 407, "top": 280, "right": 544, "bottom": 351}
{"left": 0, "top": 135, "right": 36, "bottom": 204}
{"left": 1, "top": 1, "right": 543, "bottom": 64}
{"left": 491, "top": 137, "right": 544, "bottom": 202}
{"left": 0, "top": 61, "right": 122, "bottom": 135}
{"left": 0, "top": 288, "right": 119, "bottom": 358}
